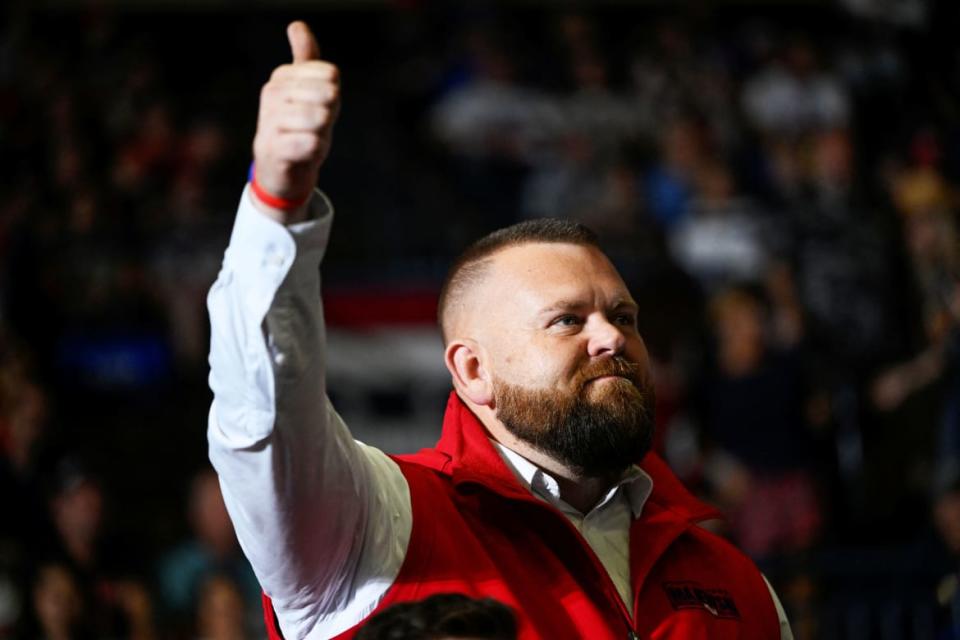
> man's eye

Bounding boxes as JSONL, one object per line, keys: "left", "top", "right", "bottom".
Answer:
{"left": 553, "top": 315, "right": 581, "bottom": 327}
{"left": 613, "top": 313, "right": 637, "bottom": 326}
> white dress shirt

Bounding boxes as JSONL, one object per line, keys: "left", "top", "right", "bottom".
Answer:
{"left": 207, "top": 187, "right": 793, "bottom": 639}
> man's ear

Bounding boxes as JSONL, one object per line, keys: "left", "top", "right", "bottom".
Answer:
{"left": 444, "top": 339, "right": 494, "bottom": 407}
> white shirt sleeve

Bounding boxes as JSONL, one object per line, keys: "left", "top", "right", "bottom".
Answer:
{"left": 762, "top": 575, "right": 795, "bottom": 640}
{"left": 206, "top": 187, "right": 412, "bottom": 639}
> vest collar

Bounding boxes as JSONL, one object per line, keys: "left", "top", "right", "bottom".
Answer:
{"left": 494, "top": 440, "right": 654, "bottom": 518}
{"left": 429, "top": 391, "right": 721, "bottom": 525}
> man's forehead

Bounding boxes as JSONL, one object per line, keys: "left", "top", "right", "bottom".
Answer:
{"left": 483, "top": 242, "right": 630, "bottom": 301}
{"left": 445, "top": 241, "right": 634, "bottom": 341}
{"left": 489, "top": 241, "right": 612, "bottom": 274}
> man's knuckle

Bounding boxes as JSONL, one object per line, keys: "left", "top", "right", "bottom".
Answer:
{"left": 301, "top": 136, "right": 320, "bottom": 156}
{"left": 277, "top": 141, "right": 302, "bottom": 161}
{"left": 264, "top": 86, "right": 289, "bottom": 109}
{"left": 270, "top": 64, "right": 291, "bottom": 79}
{"left": 313, "top": 107, "right": 331, "bottom": 129}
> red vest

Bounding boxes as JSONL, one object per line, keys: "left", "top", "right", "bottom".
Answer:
{"left": 263, "top": 393, "right": 781, "bottom": 639}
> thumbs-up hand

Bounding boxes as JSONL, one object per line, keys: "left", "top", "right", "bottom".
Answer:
{"left": 251, "top": 21, "right": 340, "bottom": 221}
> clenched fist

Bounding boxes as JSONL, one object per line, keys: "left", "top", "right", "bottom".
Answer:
{"left": 251, "top": 21, "right": 340, "bottom": 222}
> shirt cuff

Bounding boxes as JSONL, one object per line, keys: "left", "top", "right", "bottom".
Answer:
{"left": 222, "top": 185, "right": 334, "bottom": 320}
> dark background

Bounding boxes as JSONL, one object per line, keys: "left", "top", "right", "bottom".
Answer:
{"left": 2, "top": 0, "right": 960, "bottom": 637}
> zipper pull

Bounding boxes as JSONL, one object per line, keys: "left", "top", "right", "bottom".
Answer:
{"left": 627, "top": 632, "right": 639, "bottom": 640}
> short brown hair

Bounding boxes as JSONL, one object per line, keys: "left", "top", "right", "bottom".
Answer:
{"left": 437, "top": 219, "right": 599, "bottom": 342}
{"left": 355, "top": 593, "right": 517, "bottom": 640}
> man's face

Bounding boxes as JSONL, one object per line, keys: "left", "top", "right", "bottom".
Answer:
{"left": 472, "top": 242, "right": 654, "bottom": 477}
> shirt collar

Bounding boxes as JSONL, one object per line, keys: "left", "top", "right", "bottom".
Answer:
{"left": 492, "top": 440, "right": 654, "bottom": 518}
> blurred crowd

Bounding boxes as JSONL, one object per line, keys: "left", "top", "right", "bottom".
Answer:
{"left": 2, "top": 1, "right": 960, "bottom": 638}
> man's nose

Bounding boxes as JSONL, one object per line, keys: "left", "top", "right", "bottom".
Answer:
{"left": 586, "top": 315, "right": 626, "bottom": 357}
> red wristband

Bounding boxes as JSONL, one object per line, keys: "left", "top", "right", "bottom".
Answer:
{"left": 249, "top": 164, "right": 310, "bottom": 211}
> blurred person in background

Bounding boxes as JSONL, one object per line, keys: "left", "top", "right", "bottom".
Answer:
{"left": 355, "top": 593, "right": 517, "bottom": 640}
{"left": 430, "top": 24, "right": 556, "bottom": 227}
{"left": 0, "top": 349, "right": 54, "bottom": 636}
{"left": 874, "top": 131, "right": 959, "bottom": 423}
{"left": 557, "top": 44, "right": 639, "bottom": 162}
{"left": 521, "top": 143, "right": 643, "bottom": 242}
{"left": 48, "top": 460, "right": 105, "bottom": 580}
{"left": 521, "top": 26, "right": 645, "bottom": 243}
{"left": 696, "top": 287, "right": 822, "bottom": 560}
{"left": 871, "top": 207, "right": 957, "bottom": 415}
{"left": 771, "top": 126, "right": 910, "bottom": 536}
{"left": 668, "top": 160, "right": 775, "bottom": 294}
{"left": 194, "top": 574, "right": 248, "bottom": 640}
{"left": 17, "top": 561, "right": 90, "bottom": 640}
{"left": 644, "top": 116, "right": 708, "bottom": 231}
{"left": 20, "top": 560, "right": 154, "bottom": 640}
{"left": 627, "top": 19, "right": 738, "bottom": 149}
{"left": 46, "top": 458, "right": 157, "bottom": 640}
{"left": 695, "top": 286, "right": 822, "bottom": 636}
{"left": 857, "top": 130, "right": 960, "bottom": 543}
{"left": 0, "top": 348, "right": 53, "bottom": 553}
{"left": 741, "top": 36, "right": 850, "bottom": 137}
{"left": 158, "top": 468, "right": 259, "bottom": 636}
{"left": 785, "top": 128, "right": 904, "bottom": 370}
{"left": 934, "top": 472, "right": 960, "bottom": 638}
{"left": 110, "top": 101, "right": 177, "bottom": 197}
{"left": 149, "top": 118, "right": 233, "bottom": 370}
{"left": 431, "top": 27, "right": 554, "bottom": 163}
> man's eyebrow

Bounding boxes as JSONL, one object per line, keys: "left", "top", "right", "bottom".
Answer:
{"left": 536, "top": 300, "right": 590, "bottom": 315}
{"left": 537, "top": 297, "right": 639, "bottom": 315}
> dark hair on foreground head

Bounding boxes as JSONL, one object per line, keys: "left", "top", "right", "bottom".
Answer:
{"left": 437, "top": 218, "right": 600, "bottom": 342}
{"left": 354, "top": 593, "right": 517, "bottom": 640}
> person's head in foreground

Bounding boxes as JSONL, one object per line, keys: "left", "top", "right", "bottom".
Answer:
{"left": 438, "top": 219, "right": 655, "bottom": 490}
{"left": 355, "top": 593, "right": 517, "bottom": 640}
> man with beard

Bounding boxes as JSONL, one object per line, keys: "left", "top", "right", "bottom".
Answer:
{"left": 207, "top": 22, "right": 791, "bottom": 640}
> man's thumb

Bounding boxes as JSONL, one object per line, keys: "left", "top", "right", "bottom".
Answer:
{"left": 287, "top": 21, "right": 320, "bottom": 63}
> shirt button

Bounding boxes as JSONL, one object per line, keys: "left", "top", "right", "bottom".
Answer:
{"left": 263, "top": 243, "right": 288, "bottom": 268}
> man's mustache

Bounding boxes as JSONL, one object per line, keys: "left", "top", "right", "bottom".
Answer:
{"left": 574, "top": 357, "right": 645, "bottom": 390}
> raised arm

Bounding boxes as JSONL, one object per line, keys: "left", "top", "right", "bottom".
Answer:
{"left": 206, "top": 22, "right": 410, "bottom": 639}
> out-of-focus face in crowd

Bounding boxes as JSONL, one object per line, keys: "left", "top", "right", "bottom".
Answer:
{"left": 190, "top": 469, "right": 239, "bottom": 556}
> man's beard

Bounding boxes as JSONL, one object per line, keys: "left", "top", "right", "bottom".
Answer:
{"left": 493, "top": 357, "right": 655, "bottom": 479}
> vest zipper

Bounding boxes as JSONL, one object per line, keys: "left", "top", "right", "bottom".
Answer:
{"left": 512, "top": 492, "right": 640, "bottom": 636}
{"left": 459, "top": 478, "right": 641, "bottom": 637}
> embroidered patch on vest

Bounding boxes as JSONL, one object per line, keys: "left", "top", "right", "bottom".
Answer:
{"left": 662, "top": 582, "right": 741, "bottom": 620}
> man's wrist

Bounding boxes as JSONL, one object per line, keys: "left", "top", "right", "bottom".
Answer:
{"left": 248, "top": 161, "right": 311, "bottom": 224}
